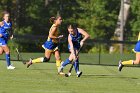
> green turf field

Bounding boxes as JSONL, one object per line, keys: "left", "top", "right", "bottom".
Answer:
{"left": 0, "top": 53, "right": 136, "bottom": 65}
{"left": 0, "top": 60, "right": 140, "bottom": 93}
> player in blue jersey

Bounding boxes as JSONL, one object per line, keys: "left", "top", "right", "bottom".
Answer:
{"left": 26, "top": 16, "right": 65, "bottom": 75}
{"left": 58, "top": 24, "right": 90, "bottom": 77}
{"left": 0, "top": 11, "right": 15, "bottom": 69}
{"left": 118, "top": 32, "right": 140, "bottom": 71}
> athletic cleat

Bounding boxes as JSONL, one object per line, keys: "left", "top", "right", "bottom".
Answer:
{"left": 77, "top": 71, "right": 82, "bottom": 77}
{"left": 118, "top": 60, "right": 124, "bottom": 72}
{"left": 67, "top": 72, "right": 71, "bottom": 77}
{"left": 58, "top": 66, "right": 64, "bottom": 73}
{"left": 58, "top": 72, "right": 68, "bottom": 77}
{"left": 65, "top": 74, "right": 69, "bottom": 77}
{"left": 7, "top": 65, "right": 15, "bottom": 69}
{"left": 58, "top": 72, "right": 65, "bottom": 75}
{"left": 27, "top": 58, "right": 32, "bottom": 68}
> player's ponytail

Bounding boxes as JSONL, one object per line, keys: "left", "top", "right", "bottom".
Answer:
{"left": 49, "top": 15, "right": 61, "bottom": 24}
{"left": 49, "top": 17, "right": 56, "bottom": 24}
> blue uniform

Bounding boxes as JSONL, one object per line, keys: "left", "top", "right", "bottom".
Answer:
{"left": 0, "top": 20, "right": 12, "bottom": 67}
{"left": 42, "top": 24, "right": 59, "bottom": 52}
{"left": 133, "top": 40, "right": 140, "bottom": 53}
{"left": 62, "top": 28, "right": 83, "bottom": 74}
{"left": 68, "top": 29, "right": 83, "bottom": 50}
{"left": 43, "top": 40, "right": 58, "bottom": 51}
{"left": 0, "top": 21, "right": 12, "bottom": 46}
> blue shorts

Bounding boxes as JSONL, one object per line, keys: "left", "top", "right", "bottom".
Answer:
{"left": 133, "top": 41, "right": 140, "bottom": 53}
{"left": 42, "top": 41, "right": 58, "bottom": 52}
{"left": 0, "top": 38, "right": 8, "bottom": 46}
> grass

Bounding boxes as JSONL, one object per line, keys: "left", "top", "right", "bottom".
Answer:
{"left": 0, "top": 53, "right": 136, "bottom": 65}
{"left": 0, "top": 60, "right": 140, "bottom": 93}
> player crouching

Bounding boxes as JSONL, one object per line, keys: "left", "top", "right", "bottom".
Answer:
{"left": 58, "top": 24, "right": 90, "bottom": 77}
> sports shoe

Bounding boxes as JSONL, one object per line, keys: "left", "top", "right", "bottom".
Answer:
{"left": 77, "top": 71, "right": 82, "bottom": 77}
{"left": 58, "top": 72, "right": 65, "bottom": 75}
{"left": 58, "top": 66, "right": 64, "bottom": 73}
{"left": 67, "top": 72, "right": 71, "bottom": 76}
{"left": 7, "top": 65, "right": 15, "bottom": 69}
{"left": 118, "top": 60, "right": 124, "bottom": 72}
{"left": 58, "top": 72, "right": 69, "bottom": 77}
{"left": 27, "top": 58, "right": 32, "bottom": 68}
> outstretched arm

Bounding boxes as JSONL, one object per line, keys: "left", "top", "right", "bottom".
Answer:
{"left": 77, "top": 28, "right": 90, "bottom": 46}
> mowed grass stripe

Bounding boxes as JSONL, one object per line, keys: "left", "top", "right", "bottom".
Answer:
{"left": 0, "top": 61, "right": 140, "bottom": 93}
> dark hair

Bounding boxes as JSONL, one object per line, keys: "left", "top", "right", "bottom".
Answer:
{"left": 49, "top": 16, "right": 61, "bottom": 24}
{"left": 67, "top": 24, "right": 77, "bottom": 29}
{"left": 2, "top": 11, "right": 10, "bottom": 17}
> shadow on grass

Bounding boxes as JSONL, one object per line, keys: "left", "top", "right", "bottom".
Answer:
{"left": 27, "top": 68, "right": 55, "bottom": 71}
{"left": 82, "top": 74, "right": 138, "bottom": 80}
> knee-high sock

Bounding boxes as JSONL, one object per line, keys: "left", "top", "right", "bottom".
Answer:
{"left": 138, "top": 32, "right": 140, "bottom": 41}
{"left": 56, "top": 59, "right": 62, "bottom": 70}
{"left": 73, "top": 58, "right": 79, "bottom": 73}
{"left": 32, "top": 57, "right": 44, "bottom": 63}
{"left": 62, "top": 58, "right": 70, "bottom": 67}
{"left": 5, "top": 54, "right": 11, "bottom": 66}
{"left": 122, "top": 60, "right": 134, "bottom": 65}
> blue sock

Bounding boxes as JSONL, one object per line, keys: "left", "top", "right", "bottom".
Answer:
{"left": 5, "top": 54, "right": 11, "bottom": 66}
{"left": 62, "top": 58, "right": 70, "bottom": 67}
{"left": 74, "top": 58, "right": 79, "bottom": 73}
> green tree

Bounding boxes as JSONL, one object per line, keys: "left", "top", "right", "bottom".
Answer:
{"left": 1, "top": 0, "right": 139, "bottom": 53}
{"left": 127, "top": 0, "right": 140, "bottom": 40}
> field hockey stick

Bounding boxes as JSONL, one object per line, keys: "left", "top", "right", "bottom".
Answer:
{"left": 5, "top": 27, "right": 26, "bottom": 64}
{"left": 11, "top": 39, "right": 26, "bottom": 64}
{"left": 68, "top": 46, "right": 82, "bottom": 74}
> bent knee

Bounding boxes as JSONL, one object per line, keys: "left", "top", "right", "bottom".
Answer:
{"left": 43, "top": 57, "right": 50, "bottom": 62}
{"left": 134, "top": 60, "right": 140, "bottom": 64}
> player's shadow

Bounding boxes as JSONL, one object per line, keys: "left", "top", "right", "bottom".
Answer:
{"left": 28, "top": 68, "right": 55, "bottom": 71}
{"left": 82, "top": 74, "right": 138, "bottom": 79}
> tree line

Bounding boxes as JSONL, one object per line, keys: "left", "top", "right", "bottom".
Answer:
{"left": 0, "top": 0, "right": 139, "bottom": 53}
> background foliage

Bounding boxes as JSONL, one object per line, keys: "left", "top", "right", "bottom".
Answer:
{"left": 0, "top": 0, "right": 139, "bottom": 53}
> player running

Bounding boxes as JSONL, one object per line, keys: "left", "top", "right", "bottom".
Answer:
{"left": 58, "top": 24, "right": 90, "bottom": 77}
{"left": 118, "top": 32, "right": 140, "bottom": 71}
{"left": 0, "top": 11, "right": 15, "bottom": 69}
{"left": 26, "top": 16, "right": 64, "bottom": 75}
